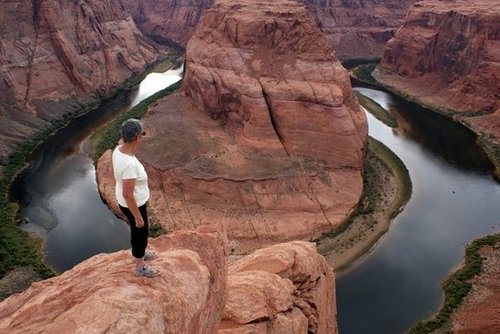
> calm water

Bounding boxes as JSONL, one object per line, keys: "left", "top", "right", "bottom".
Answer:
{"left": 337, "top": 87, "right": 500, "bottom": 333}
{"left": 9, "top": 67, "right": 500, "bottom": 332}
{"left": 11, "top": 65, "right": 183, "bottom": 272}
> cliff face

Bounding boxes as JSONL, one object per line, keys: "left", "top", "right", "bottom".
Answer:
{"left": 0, "top": 224, "right": 337, "bottom": 334}
{"left": 304, "top": 0, "right": 417, "bottom": 58}
{"left": 0, "top": 0, "right": 160, "bottom": 171}
{"left": 125, "top": 0, "right": 214, "bottom": 49}
{"left": 374, "top": 0, "right": 500, "bottom": 144}
{"left": 97, "top": 0, "right": 367, "bottom": 254}
{"left": 124, "top": 0, "right": 417, "bottom": 58}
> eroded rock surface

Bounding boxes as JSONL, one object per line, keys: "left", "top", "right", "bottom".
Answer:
{"left": 304, "top": 0, "right": 417, "bottom": 58}
{"left": 374, "top": 0, "right": 500, "bottom": 146}
{"left": 124, "top": 0, "right": 417, "bottom": 58}
{"left": 221, "top": 241, "right": 337, "bottom": 334}
{"left": 0, "top": 0, "right": 161, "bottom": 172}
{"left": 0, "top": 228, "right": 337, "bottom": 334}
{"left": 0, "top": 223, "right": 228, "bottom": 334}
{"left": 97, "top": 0, "right": 368, "bottom": 254}
{"left": 125, "top": 0, "right": 214, "bottom": 49}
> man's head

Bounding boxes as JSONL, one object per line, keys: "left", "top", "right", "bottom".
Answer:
{"left": 121, "top": 118, "right": 145, "bottom": 143}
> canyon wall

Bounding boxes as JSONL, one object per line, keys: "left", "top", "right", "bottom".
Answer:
{"left": 0, "top": 0, "right": 161, "bottom": 174}
{"left": 374, "top": 0, "right": 500, "bottom": 149}
{"left": 304, "top": 0, "right": 417, "bottom": 58}
{"left": 124, "top": 0, "right": 417, "bottom": 58}
{"left": 97, "top": 0, "right": 368, "bottom": 254}
{"left": 0, "top": 224, "right": 337, "bottom": 334}
{"left": 125, "top": 0, "right": 214, "bottom": 49}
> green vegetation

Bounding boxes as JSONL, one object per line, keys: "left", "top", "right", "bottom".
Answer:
{"left": 477, "top": 136, "right": 500, "bottom": 182}
{"left": 354, "top": 91, "right": 398, "bottom": 128}
{"left": 341, "top": 57, "right": 381, "bottom": 70}
{"left": 352, "top": 63, "right": 378, "bottom": 84}
{"left": 0, "top": 54, "right": 180, "bottom": 280}
{"left": 93, "top": 80, "right": 181, "bottom": 160}
{"left": 407, "top": 233, "right": 500, "bottom": 334}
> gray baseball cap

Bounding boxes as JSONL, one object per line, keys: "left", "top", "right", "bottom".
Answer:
{"left": 121, "top": 118, "right": 145, "bottom": 142}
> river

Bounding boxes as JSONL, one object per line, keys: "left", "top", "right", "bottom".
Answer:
{"left": 10, "top": 64, "right": 183, "bottom": 273}
{"left": 337, "top": 86, "right": 500, "bottom": 333}
{"left": 9, "top": 69, "right": 500, "bottom": 333}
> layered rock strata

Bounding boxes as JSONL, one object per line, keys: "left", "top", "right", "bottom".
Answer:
{"left": 0, "top": 227, "right": 337, "bottom": 334}
{"left": 125, "top": 0, "right": 214, "bottom": 49}
{"left": 124, "top": 0, "right": 417, "bottom": 58}
{"left": 97, "top": 0, "right": 368, "bottom": 254}
{"left": 304, "top": 0, "right": 418, "bottom": 58}
{"left": 374, "top": 0, "right": 500, "bottom": 151}
{"left": 0, "top": 0, "right": 160, "bottom": 172}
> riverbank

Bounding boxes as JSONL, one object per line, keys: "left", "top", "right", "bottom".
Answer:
{"left": 350, "top": 64, "right": 500, "bottom": 333}
{"left": 351, "top": 64, "right": 500, "bottom": 182}
{"left": 408, "top": 233, "right": 500, "bottom": 333}
{"left": 0, "top": 55, "right": 179, "bottom": 300}
{"left": 315, "top": 137, "right": 412, "bottom": 271}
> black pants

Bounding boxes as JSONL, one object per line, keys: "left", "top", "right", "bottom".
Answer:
{"left": 119, "top": 203, "right": 149, "bottom": 259}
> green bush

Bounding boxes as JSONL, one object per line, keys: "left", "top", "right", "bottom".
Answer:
{"left": 353, "top": 63, "right": 378, "bottom": 84}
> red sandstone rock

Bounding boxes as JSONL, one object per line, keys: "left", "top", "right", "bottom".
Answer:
{"left": 304, "top": 0, "right": 417, "bottom": 58}
{"left": 0, "top": 0, "right": 161, "bottom": 174}
{"left": 0, "top": 228, "right": 338, "bottom": 333}
{"left": 97, "top": 0, "right": 367, "bottom": 255}
{"left": 0, "top": 223, "right": 228, "bottom": 334}
{"left": 375, "top": 0, "right": 500, "bottom": 146}
{"left": 125, "top": 0, "right": 417, "bottom": 58}
{"left": 221, "top": 241, "right": 337, "bottom": 334}
{"left": 125, "top": 0, "right": 214, "bottom": 49}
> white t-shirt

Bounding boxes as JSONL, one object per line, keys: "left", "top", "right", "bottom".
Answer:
{"left": 112, "top": 146, "right": 150, "bottom": 207}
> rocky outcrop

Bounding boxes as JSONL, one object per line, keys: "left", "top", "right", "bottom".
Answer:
{"left": 0, "top": 223, "right": 228, "bottom": 334}
{"left": 97, "top": 0, "right": 367, "bottom": 254}
{"left": 374, "top": 0, "right": 500, "bottom": 147}
{"left": 125, "top": 0, "right": 214, "bottom": 49}
{"left": 0, "top": 227, "right": 337, "bottom": 333}
{"left": 221, "top": 241, "right": 337, "bottom": 334}
{"left": 304, "top": 0, "right": 418, "bottom": 58}
{"left": 0, "top": 0, "right": 161, "bottom": 173}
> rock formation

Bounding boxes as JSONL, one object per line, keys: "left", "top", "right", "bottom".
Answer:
{"left": 304, "top": 0, "right": 417, "bottom": 58}
{"left": 374, "top": 0, "right": 500, "bottom": 149}
{"left": 221, "top": 241, "right": 337, "bottom": 334}
{"left": 125, "top": 0, "right": 214, "bottom": 49}
{"left": 0, "top": 0, "right": 161, "bottom": 173}
{"left": 0, "top": 225, "right": 337, "bottom": 334}
{"left": 124, "top": 0, "right": 417, "bottom": 58}
{"left": 0, "top": 223, "right": 228, "bottom": 334}
{"left": 97, "top": 0, "right": 368, "bottom": 254}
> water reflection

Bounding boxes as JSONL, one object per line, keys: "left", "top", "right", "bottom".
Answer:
{"left": 337, "top": 87, "right": 500, "bottom": 334}
{"left": 11, "top": 63, "right": 183, "bottom": 272}
{"left": 356, "top": 87, "right": 493, "bottom": 174}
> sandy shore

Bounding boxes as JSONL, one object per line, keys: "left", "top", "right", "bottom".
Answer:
{"left": 315, "top": 137, "right": 411, "bottom": 271}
